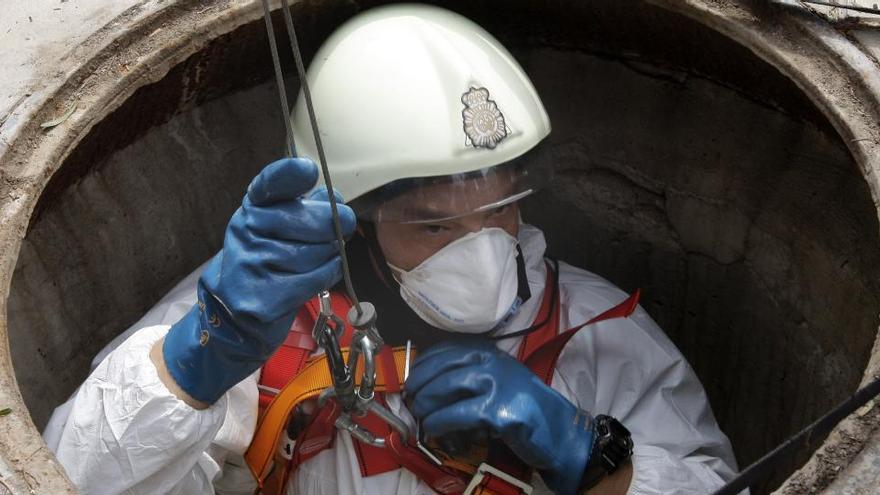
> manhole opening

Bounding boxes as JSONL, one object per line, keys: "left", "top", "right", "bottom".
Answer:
{"left": 8, "top": 2, "right": 880, "bottom": 493}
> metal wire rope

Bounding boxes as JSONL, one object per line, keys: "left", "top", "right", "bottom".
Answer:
{"left": 797, "top": 0, "right": 880, "bottom": 15}
{"left": 259, "top": 0, "right": 363, "bottom": 316}
{"left": 713, "top": 375, "right": 880, "bottom": 494}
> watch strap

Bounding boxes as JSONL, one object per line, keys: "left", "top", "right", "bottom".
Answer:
{"left": 578, "top": 415, "right": 633, "bottom": 492}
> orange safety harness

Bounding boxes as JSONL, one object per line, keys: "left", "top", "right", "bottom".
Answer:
{"left": 245, "top": 265, "right": 640, "bottom": 495}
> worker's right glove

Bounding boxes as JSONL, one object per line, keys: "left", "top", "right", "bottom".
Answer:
{"left": 405, "top": 340, "right": 596, "bottom": 495}
{"left": 162, "top": 157, "right": 356, "bottom": 404}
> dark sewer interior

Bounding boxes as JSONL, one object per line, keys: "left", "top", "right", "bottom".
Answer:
{"left": 8, "top": 1, "right": 880, "bottom": 492}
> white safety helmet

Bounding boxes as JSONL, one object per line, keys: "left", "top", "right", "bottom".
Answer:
{"left": 292, "top": 3, "right": 551, "bottom": 223}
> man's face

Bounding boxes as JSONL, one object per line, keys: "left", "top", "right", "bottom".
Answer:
{"left": 374, "top": 173, "right": 521, "bottom": 271}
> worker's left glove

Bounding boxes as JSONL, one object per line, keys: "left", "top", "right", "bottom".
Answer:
{"left": 162, "top": 157, "right": 355, "bottom": 404}
{"left": 405, "top": 341, "right": 595, "bottom": 495}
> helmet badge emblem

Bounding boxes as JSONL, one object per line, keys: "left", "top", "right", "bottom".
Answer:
{"left": 461, "top": 87, "right": 508, "bottom": 149}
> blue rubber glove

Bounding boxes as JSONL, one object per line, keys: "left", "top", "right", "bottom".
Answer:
{"left": 162, "top": 157, "right": 356, "bottom": 404}
{"left": 405, "top": 341, "right": 595, "bottom": 494}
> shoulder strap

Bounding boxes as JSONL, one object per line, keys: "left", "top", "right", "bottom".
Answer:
{"left": 258, "top": 311, "right": 318, "bottom": 411}
{"left": 525, "top": 289, "right": 641, "bottom": 385}
{"left": 246, "top": 346, "right": 412, "bottom": 492}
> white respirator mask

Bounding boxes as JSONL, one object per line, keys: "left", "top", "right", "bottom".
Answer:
{"left": 387, "top": 228, "right": 521, "bottom": 334}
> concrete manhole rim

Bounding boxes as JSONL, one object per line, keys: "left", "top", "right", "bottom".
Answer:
{"left": 1, "top": 1, "right": 879, "bottom": 493}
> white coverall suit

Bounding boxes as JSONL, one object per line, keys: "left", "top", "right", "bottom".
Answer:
{"left": 46, "top": 223, "right": 739, "bottom": 494}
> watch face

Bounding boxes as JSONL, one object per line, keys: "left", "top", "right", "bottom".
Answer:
{"left": 606, "top": 416, "right": 632, "bottom": 439}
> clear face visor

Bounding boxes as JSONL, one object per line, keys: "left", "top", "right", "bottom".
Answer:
{"left": 351, "top": 150, "right": 550, "bottom": 224}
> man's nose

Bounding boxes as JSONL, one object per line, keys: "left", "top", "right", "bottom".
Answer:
{"left": 460, "top": 211, "right": 493, "bottom": 233}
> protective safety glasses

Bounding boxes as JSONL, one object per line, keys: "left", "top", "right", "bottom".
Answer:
{"left": 351, "top": 147, "right": 551, "bottom": 224}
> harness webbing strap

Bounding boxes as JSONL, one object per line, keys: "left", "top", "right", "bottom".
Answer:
{"left": 351, "top": 395, "right": 398, "bottom": 477}
{"left": 245, "top": 346, "right": 411, "bottom": 489}
{"left": 248, "top": 273, "right": 642, "bottom": 494}
{"left": 516, "top": 267, "right": 560, "bottom": 362}
{"left": 259, "top": 315, "right": 316, "bottom": 410}
{"left": 526, "top": 289, "right": 641, "bottom": 385}
{"left": 379, "top": 345, "right": 402, "bottom": 394}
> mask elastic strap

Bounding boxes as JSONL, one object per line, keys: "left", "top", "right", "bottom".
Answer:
{"left": 515, "top": 244, "right": 532, "bottom": 304}
{"left": 487, "top": 258, "right": 560, "bottom": 341}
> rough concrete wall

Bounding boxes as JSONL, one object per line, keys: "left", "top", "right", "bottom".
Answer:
{"left": 823, "top": 410, "right": 880, "bottom": 493}
{"left": 520, "top": 48, "right": 880, "bottom": 492}
{"left": 0, "top": 0, "right": 150, "bottom": 122}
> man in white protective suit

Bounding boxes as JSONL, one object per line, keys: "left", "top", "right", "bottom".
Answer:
{"left": 46, "top": 4, "right": 740, "bottom": 495}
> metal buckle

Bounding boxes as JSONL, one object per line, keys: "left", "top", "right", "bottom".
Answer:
{"left": 463, "top": 463, "right": 533, "bottom": 495}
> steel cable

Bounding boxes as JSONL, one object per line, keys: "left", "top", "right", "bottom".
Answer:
{"left": 797, "top": 0, "right": 880, "bottom": 15}
{"left": 260, "top": 0, "right": 363, "bottom": 315}
{"left": 713, "top": 375, "right": 880, "bottom": 494}
{"left": 259, "top": 0, "right": 296, "bottom": 156}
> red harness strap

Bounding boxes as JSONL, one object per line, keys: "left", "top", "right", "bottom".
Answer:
{"left": 256, "top": 264, "right": 641, "bottom": 494}
{"left": 258, "top": 292, "right": 361, "bottom": 411}
{"left": 351, "top": 395, "right": 399, "bottom": 476}
{"left": 258, "top": 316, "right": 317, "bottom": 410}
{"left": 517, "top": 267, "right": 560, "bottom": 362}
{"left": 526, "top": 288, "right": 641, "bottom": 385}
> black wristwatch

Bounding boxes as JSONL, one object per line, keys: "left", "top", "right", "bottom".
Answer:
{"left": 579, "top": 415, "right": 634, "bottom": 491}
